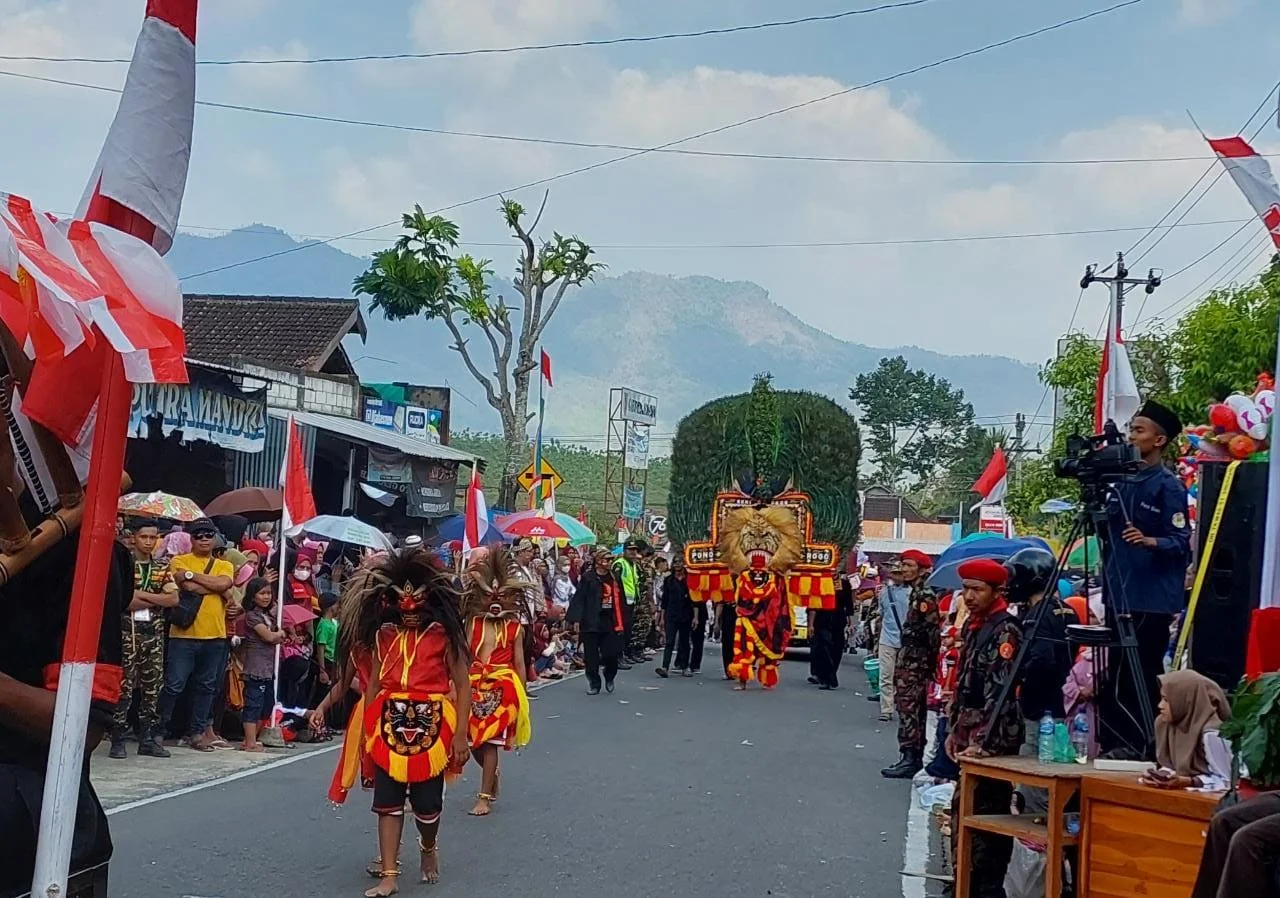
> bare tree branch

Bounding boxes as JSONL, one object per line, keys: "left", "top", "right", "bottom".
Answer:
{"left": 528, "top": 190, "right": 550, "bottom": 235}
{"left": 442, "top": 314, "right": 500, "bottom": 410}
{"left": 536, "top": 277, "right": 574, "bottom": 341}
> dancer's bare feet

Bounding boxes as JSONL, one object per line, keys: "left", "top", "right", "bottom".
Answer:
{"left": 364, "top": 871, "right": 398, "bottom": 897}
{"left": 419, "top": 839, "right": 439, "bottom": 884}
{"left": 468, "top": 793, "right": 494, "bottom": 817}
{"left": 732, "top": 682, "right": 747, "bottom": 691}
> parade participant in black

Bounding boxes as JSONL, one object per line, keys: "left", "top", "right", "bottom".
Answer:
{"left": 689, "top": 596, "right": 708, "bottom": 674}
{"left": 946, "top": 558, "right": 1024, "bottom": 898}
{"left": 656, "top": 558, "right": 694, "bottom": 678}
{"left": 715, "top": 597, "right": 738, "bottom": 680}
{"left": 568, "top": 548, "right": 626, "bottom": 695}
{"left": 1100, "top": 399, "right": 1190, "bottom": 754}
{"left": 881, "top": 549, "right": 940, "bottom": 779}
{"left": 810, "top": 572, "right": 854, "bottom": 689}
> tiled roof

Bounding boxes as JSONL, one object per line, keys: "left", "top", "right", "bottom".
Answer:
{"left": 183, "top": 294, "right": 366, "bottom": 371}
{"left": 862, "top": 487, "right": 936, "bottom": 524}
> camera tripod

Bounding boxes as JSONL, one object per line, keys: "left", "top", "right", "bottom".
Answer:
{"left": 982, "top": 492, "right": 1154, "bottom": 757}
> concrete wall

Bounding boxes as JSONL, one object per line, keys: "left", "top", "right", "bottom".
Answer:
{"left": 241, "top": 363, "right": 359, "bottom": 417}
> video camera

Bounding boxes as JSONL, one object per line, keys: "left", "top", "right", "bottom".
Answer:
{"left": 1052, "top": 421, "right": 1141, "bottom": 487}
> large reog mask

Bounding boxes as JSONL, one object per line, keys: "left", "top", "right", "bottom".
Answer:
{"left": 718, "top": 504, "right": 803, "bottom": 576}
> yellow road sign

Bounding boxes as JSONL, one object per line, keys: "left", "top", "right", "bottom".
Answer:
{"left": 517, "top": 459, "right": 564, "bottom": 493}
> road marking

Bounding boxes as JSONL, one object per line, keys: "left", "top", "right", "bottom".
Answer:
{"left": 901, "top": 788, "right": 930, "bottom": 898}
{"left": 106, "top": 744, "right": 341, "bottom": 816}
{"left": 107, "top": 672, "right": 582, "bottom": 816}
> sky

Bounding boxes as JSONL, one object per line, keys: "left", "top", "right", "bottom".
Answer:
{"left": 2, "top": 0, "right": 1279, "bottom": 368}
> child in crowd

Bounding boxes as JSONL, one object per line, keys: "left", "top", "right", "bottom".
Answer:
{"left": 924, "top": 595, "right": 962, "bottom": 781}
{"left": 240, "top": 578, "right": 285, "bottom": 752}
{"left": 315, "top": 592, "right": 340, "bottom": 688}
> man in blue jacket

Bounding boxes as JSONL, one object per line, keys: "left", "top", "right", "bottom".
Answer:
{"left": 1100, "top": 399, "right": 1190, "bottom": 755}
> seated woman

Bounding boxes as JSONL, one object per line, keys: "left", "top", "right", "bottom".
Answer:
{"left": 1141, "top": 669, "right": 1232, "bottom": 792}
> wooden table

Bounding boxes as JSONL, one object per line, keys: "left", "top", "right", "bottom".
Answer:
{"left": 1078, "top": 772, "right": 1222, "bottom": 897}
{"left": 956, "top": 756, "right": 1084, "bottom": 898}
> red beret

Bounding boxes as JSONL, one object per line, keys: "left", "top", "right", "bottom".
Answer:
{"left": 900, "top": 549, "right": 933, "bottom": 568}
{"left": 957, "top": 558, "right": 1009, "bottom": 587}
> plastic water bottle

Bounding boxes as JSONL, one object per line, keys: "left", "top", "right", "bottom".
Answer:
{"left": 1070, "top": 710, "right": 1091, "bottom": 764}
{"left": 1037, "top": 713, "right": 1055, "bottom": 763}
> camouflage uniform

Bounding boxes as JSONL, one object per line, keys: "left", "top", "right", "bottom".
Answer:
{"left": 628, "top": 563, "right": 654, "bottom": 659}
{"left": 114, "top": 559, "right": 172, "bottom": 739}
{"left": 893, "top": 580, "right": 940, "bottom": 755}
{"left": 948, "top": 606, "right": 1025, "bottom": 898}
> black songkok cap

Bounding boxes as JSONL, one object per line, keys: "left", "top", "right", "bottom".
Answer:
{"left": 1137, "top": 400, "right": 1182, "bottom": 439}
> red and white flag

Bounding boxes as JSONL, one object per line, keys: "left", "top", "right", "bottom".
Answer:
{"left": 1094, "top": 297, "right": 1141, "bottom": 434}
{"left": 1208, "top": 136, "right": 1280, "bottom": 251}
{"left": 280, "top": 417, "right": 317, "bottom": 531}
{"left": 970, "top": 445, "right": 1009, "bottom": 510}
{"left": 462, "top": 466, "right": 489, "bottom": 557}
{"left": 20, "top": 0, "right": 195, "bottom": 447}
{"left": 540, "top": 349, "right": 553, "bottom": 388}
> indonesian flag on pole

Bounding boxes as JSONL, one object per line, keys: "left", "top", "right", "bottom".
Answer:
{"left": 1208, "top": 136, "right": 1280, "bottom": 251}
{"left": 279, "top": 416, "right": 317, "bottom": 531}
{"left": 970, "top": 445, "right": 1009, "bottom": 511}
{"left": 462, "top": 466, "right": 489, "bottom": 557}
{"left": 1094, "top": 299, "right": 1141, "bottom": 434}
{"left": 540, "top": 349, "right": 553, "bottom": 388}
{"left": 20, "top": 0, "right": 195, "bottom": 447}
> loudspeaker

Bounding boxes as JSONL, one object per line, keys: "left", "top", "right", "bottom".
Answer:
{"left": 1190, "top": 460, "right": 1268, "bottom": 691}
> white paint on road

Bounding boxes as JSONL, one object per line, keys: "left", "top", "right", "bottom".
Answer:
{"left": 106, "top": 744, "right": 341, "bottom": 816}
{"left": 902, "top": 788, "right": 930, "bottom": 898}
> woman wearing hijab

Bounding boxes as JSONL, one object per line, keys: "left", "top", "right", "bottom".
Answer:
{"left": 1141, "top": 669, "right": 1233, "bottom": 791}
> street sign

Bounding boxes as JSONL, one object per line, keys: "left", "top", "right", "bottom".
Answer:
{"left": 517, "top": 459, "right": 564, "bottom": 493}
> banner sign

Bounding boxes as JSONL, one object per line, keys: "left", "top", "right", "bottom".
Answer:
{"left": 406, "top": 459, "right": 459, "bottom": 518}
{"left": 129, "top": 370, "right": 267, "bottom": 452}
{"left": 362, "top": 397, "right": 401, "bottom": 431}
{"left": 978, "top": 504, "right": 1011, "bottom": 536}
{"left": 620, "top": 388, "right": 658, "bottom": 426}
{"left": 365, "top": 446, "right": 413, "bottom": 484}
{"left": 404, "top": 406, "right": 444, "bottom": 444}
{"left": 622, "top": 485, "right": 645, "bottom": 520}
{"left": 624, "top": 423, "right": 650, "bottom": 470}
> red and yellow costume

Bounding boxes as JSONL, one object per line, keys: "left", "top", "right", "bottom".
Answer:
{"left": 365, "top": 622, "right": 458, "bottom": 784}
{"left": 327, "top": 645, "right": 374, "bottom": 804}
{"left": 728, "top": 563, "right": 791, "bottom": 689}
{"left": 467, "top": 616, "right": 532, "bottom": 750}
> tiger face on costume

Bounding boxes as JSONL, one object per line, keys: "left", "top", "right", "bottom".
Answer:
{"left": 381, "top": 696, "right": 444, "bottom": 755}
{"left": 718, "top": 504, "right": 803, "bottom": 576}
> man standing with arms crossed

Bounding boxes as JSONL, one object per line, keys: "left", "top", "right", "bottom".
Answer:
{"left": 881, "top": 549, "right": 940, "bottom": 779}
{"left": 109, "top": 519, "right": 177, "bottom": 760}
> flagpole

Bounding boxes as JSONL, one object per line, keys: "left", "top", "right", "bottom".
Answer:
{"left": 271, "top": 415, "right": 292, "bottom": 725}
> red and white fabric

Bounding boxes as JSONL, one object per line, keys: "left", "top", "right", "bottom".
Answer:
{"left": 969, "top": 445, "right": 1009, "bottom": 511}
{"left": 1208, "top": 136, "right": 1280, "bottom": 252}
{"left": 280, "top": 416, "right": 317, "bottom": 532}
{"left": 462, "top": 467, "right": 489, "bottom": 557}
{"left": 1094, "top": 301, "right": 1140, "bottom": 434}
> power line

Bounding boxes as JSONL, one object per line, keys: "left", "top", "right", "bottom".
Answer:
{"left": 176, "top": 0, "right": 1149, "bottom": 281}
{"left": 0, "top": 0, "right": 942, "bottom": 66}
{"left": 1162, "top": 219, "right": 1254, "bottom": 280}
{"left": 168, "top": 216, "right": 1248, "bottom": 258}
{"left": 1138, "top": 230, "right": 1270, "bottom": 324}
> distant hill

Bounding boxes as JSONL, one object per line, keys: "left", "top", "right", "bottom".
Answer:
{"left": 168, "top": 226, "right": 1043, "bottom": 437}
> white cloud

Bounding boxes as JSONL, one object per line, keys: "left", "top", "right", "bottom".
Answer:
{"left": 1177, "top": 0, "right": 1239, "bottom": 26}
{"left": 410, "top": 0, "right": 615, "bottom": 51}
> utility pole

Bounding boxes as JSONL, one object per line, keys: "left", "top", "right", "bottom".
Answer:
{"left": 1080, "top": 251, "right": 1161, "bottom": 339}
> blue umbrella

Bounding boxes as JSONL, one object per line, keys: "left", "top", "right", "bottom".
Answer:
{"left": 927, "top": 536, "right": 1053, "bottom": 592}
{"left": 433, "top": 511, "right": 506, "bottom": 546}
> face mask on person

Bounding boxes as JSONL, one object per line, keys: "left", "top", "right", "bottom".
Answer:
{"left": 235, "top": 564, "right": 256, "bottom": 587}
{"left": 294, "top": 568, "right": 311, "bottom": 581}
{"left": 558, "top": 564, "right": 570, "bottom": 574}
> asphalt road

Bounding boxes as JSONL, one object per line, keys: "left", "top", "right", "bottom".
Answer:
{"left": 107, "top": 654, "right": 911, "bottom": 898}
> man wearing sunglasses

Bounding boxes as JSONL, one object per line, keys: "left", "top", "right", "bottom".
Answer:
{"left": 156, "top": 519, "right": 236, "bottom": 752}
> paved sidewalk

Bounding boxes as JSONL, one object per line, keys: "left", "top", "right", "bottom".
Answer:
{"left": 89, "top": 738, "right": 336, "bottom": 810}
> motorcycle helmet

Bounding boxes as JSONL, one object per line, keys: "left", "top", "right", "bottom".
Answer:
{"left": 1003, "top": 548, "right": 1057, "bottom": 603}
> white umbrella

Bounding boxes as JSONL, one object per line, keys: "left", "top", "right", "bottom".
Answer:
{"left": 287, "top": 514, "right": 395, "bottom": 551}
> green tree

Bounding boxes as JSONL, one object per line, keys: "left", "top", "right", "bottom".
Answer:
{"left": 849, "top": 356, "right": 974, "bottom": 490}
{"left": 354, "top": 198, "right": 604, "bottom": 508}
{"left": 913, "top": 425, "right": 1007, "bottom": 529}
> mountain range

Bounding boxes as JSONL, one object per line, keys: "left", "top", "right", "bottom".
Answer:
{"left": 167, "top": 225, "right": 1043, "bottom": 440}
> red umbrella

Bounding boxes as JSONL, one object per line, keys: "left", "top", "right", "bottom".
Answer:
{"left": 281, "top": 603, "right": 317, "bottom": 627}
{"left": 501, "top": 516, "right": 570, "bottom": 540}
{"left": 204, "top": 487, "right": 283, "bottom": 522}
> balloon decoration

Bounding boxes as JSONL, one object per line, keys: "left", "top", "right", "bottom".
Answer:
{"left": 1178, "top": 373, "right": 1276, "bottom": 528}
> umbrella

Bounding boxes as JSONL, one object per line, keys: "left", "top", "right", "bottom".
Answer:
{"left": 927, "top": 535, "right": 1053, "bottom": 592}
{"left": 1067, "top": 536, "right": 1100, "bottom": 571}
{"left": 501, "top": 515, "right": 571, "bottom": 540}
{"left": 498, "top": 510, "right": 596, "bottom": 546}
{"left": 281, "top": 603, "right": 317, "bottom": 628}
{"left": 204, "top": 486, "right": 283, "bottom": 522}
{"left": 434, "top": 511, "right": 507, "bottom": 546}
{"left": 287, "top": 514, "right": 395, "bottom": 551}
{"left": 118, "top": 491, "right": 205, "bottom": 522}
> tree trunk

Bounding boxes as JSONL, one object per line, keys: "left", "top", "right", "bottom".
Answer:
{"left": 497, "top": 368, "right": 534, "bottom": 511}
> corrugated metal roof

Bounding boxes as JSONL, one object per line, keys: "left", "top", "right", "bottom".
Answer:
{"left": 267, "top": 410, "right": 481, "bottom": 466}
{"left": 859, "top": 537, "right": 952, "bottom": 556}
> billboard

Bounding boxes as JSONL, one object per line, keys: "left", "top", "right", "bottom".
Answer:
{"left": 624, "top": 423, "right": 650, "bottom": 470}
{"left": 620, "top": 388, "right": 658, "bottom": 426}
